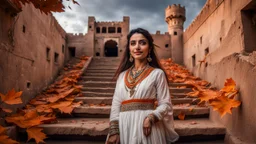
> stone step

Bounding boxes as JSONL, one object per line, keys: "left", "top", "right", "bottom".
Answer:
{"left": 81, "top": 76, "right": 115, "bottom": 81}
{"left": 81, "top": 90, "right": 191, "bottom": 98}
{"left": 83, "top": 73, "right": 115, "bottom": 77}
{"left": 172, "top": 93, "right": 190, "bottom": 98}
{"left": 78, "top": 81, "right": 194, "bottom": 89}
{"left": 87, "top": 66, "right": 118, "bottom": 70}
{"left": 92, "top": 57, "right": 121, "bottom": 60}
{"left": 81, "top": 91, "right": 113, "bottom": 97}
{"left": 81, "top": 87, "right": 192, "bottom": 94}
{"left": 169, "top": 83, "right": 194, "bottom": 88}
{"left": 78, "top": 81, "right": 116, "bottom": 87}
{"left": 72, "top": 105, "right": 209, "bottom": 118}
{"left": 85, "top": 69, "right": 117, "bottom": 73}
{"left": 39, "top": 118, "right": 225, "bottom": 137}
{"left": 75, "top": 97, "right": 196, "bottom": 105}
{"left": 170, "top": 88, "right": 193, "bottom": 93}
{"left": 89, "top": 62, "right": 120, "bottom": 66}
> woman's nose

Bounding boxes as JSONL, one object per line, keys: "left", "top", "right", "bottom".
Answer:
{"left": 134, "top": 43, "right": 141, "bottom": 49}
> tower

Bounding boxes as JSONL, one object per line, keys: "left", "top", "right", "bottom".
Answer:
{"left": 165, "top": 4, "right": 186, "bottom": 64}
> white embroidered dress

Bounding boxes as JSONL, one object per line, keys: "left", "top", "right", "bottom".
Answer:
{"left": 109, "top": 68, "right": 179, "bottom": 144}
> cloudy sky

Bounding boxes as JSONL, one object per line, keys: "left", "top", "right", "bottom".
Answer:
{"left": 53, "top": 0, "right": 206, "bottom": 34}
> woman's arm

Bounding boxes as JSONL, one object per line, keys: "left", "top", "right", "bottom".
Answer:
{"left": 108, "top": 74, "right": 123, "bottom": 137}
{"left": 151, "top": 70, "right": 173, "bottom": 122}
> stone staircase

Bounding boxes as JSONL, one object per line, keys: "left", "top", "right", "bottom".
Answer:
{"left": 39, "top": 57, "right": 226, "bottom": 143}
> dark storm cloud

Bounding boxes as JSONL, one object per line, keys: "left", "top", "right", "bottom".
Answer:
{"left": 53, "top": 0, "right": 206, "bottom": 34}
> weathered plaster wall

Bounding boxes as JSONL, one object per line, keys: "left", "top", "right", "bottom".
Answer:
{"left": 67, "top": 33, "right": 93, "bottom": 58}
{"left": 152, "top": 32, "right": 172, "bottom": 59}
{"left": 183, "top": 0, "right": 255, "bottom": 143}
{"left": 206, "top": 53, "right": 256, "bottom": 143}
{"left": 0, "top": 3, "right": 67, "bottom": 106}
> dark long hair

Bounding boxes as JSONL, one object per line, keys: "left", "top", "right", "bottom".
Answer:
{"left": 113, "top": 28, "right": 166, "bottom": 81}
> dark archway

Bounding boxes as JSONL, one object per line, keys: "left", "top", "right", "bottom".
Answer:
{"left": 68, "top": 47, "right": 76, "bottom": 57}
{"left": 104, "top": 40, "right": 118, "bottom": 57}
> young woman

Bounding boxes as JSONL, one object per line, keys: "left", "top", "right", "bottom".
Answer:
{"left": 106, "top": 28, "right": 179, "bottom": 144}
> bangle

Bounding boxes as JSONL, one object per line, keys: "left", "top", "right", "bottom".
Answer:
{"left": 109, "top": 120, "right": 119, "bottom": 136}
{"left": 147, "top": 113, "right": 159, "bottom": 124}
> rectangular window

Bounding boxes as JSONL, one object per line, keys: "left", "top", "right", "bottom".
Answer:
{"left": 200, "top": 36, "right": 203, "bottom": 44}
{"left": 192, "top": 54, "right": 196, "bottom": 67}
{"left": 102, "top": 27, "right": 106, "bottom": 33}
{"left": 46, "top": 47, "right": 50, "bottom": 61}
{"left": 205, "top": 47, "right": 209, "bottom": 55}
{"left": 108, "top": 27, "right": 116, "bottom": 33}
{"left": 54, "top": 52, "right": 59, "bottom": 63}
{"left": 62, "top": 45, "right": 65, "bottom": 54}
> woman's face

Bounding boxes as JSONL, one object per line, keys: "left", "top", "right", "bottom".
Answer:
{"left": 129, "top": 33, "right": 150, "bottom": 61}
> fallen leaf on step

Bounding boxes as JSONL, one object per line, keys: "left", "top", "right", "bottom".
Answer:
{"left": 0, "top": 135, "right": 19, "bottom": 144}
{"left": 2, "top": 108, "right": 13, "bottom": 113}
{"left": 178, "top": 112, "right": 185, "bottom": 120}
{"left": 26, "top": 127, "right": 47, "bottom": 144}
{"left": 190, "top": 121, "right": 197, "bottom": 125}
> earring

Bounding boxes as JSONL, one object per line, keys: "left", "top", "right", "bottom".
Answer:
{"left": 129, "top": 54, "right": 134, "bottom": 62}
{"left": 147, "top": 54, "right": 152, "bottom": 62}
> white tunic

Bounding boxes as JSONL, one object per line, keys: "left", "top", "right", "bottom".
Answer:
{"left": 109, "top": 68, "right": 179, "bottom": 144}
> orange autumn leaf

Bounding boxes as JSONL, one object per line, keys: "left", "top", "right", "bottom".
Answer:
{"left": 198, "top": 89, "right": 221, "bottom": 103}
{"left": 178, "top": 112, "right": 185, "bottom": 120}
{"left": 99, "top": 103, "right": 106, "bottom": 106}
{"left": 38, "top": 115, "right": 56, "bottom": 124}
{"left": 187, "top": 90, "right": 200, "bottom": 97}
{"left": 225, "top": 90, "right": 238, "bottom": 99}
{"left": 5, "top": 116, "right": 42, "bottom": 129}
{"left": 65, "top": 96, "right": 75, "bottom": 101}
{"left": 29, "top": 98, "right": 48, "bottom": 106}
{"left": 72, "top": 101, "right": 83, "bottom": 108}
{"left": 2, "top": 108, "right": 13, "bottom": 113}
{"left": 36, "top": 105, "right": 53, "bottom": 113}
{"left": 189, "top": 108, "right": 194, "bottom": 112}
{"left": 0, "top": 125, "right": 6, "bottom": 134}
{"left": 210, "top": 95, "right": 241, "bottom": 117}
{"left": 221, "top": 78, "right": 236, "bottom": 93}
{"left": 58, "top": 105, "right": 74, "bottom": 114}
{"left": 26, "top": 127, "right": 47, "bottom": 144}
{"left": 50, "top": 101, "right": 72, "bottom": 109}
{"left": 0, "top": 135, "right": 19, "bottom": 144}
{"left": 0, "top": 89, "right": 22, "bottom": 105}
{"left": 5, "top": 110, "right": 42, "bottom": 128}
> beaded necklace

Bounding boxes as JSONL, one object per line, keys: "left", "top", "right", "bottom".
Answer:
{"left": 125, "top": 65, "right": 155, "bottom": 97}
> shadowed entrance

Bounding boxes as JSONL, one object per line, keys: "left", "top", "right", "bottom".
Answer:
{"left": 104, "top": 40, "right": 118, "bottom": 57}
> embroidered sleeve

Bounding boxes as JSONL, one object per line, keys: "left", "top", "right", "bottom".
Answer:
{"left": 152, "top": 70, "right": 173, "bottom": 121}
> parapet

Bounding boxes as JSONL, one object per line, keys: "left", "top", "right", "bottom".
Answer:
{"left": 165, "top": 4, "right": 186, "bottom": 22}
{"left": 123, "top": 16, "right": 130, "bottom": 22}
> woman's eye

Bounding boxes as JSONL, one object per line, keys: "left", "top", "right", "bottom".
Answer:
{"left": 139, "top": 40, "right": 147, "bottom": 45}
{"left": 130, "top": 42, "right": 136, "bottom": 46}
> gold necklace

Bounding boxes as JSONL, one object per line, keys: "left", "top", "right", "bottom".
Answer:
{"left": 125, "top": 66, "right": 155, "bottom": 97}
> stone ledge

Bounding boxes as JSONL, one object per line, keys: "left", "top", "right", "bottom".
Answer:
{"left": 175, "top": 119, "right": 226, "bottom": 136}
{"left": 73, "top": 105, "right": 209, "bottom": 117}
{"left": 75, "top": 97, "right": 196, "bottom": 105}
{"left": 39, "top": 118, "right": 225, "bottom": 137}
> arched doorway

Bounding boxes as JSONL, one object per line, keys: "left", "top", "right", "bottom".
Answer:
{"left": 104, "top": 40, "right": 118, "bottom": 57}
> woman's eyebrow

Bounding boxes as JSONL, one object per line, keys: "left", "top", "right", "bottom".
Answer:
{"left": 130, "top": 39, "right": 147, "bottom": 41}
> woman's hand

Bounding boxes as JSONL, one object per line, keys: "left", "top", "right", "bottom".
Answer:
{"left": 143, "top": 117, "right": 152, "bottom": 137}
{"left": 107, "top": 134, "right": 120, "bottom": 144}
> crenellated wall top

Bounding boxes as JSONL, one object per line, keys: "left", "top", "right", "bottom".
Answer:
{"left": 165, "top": 4, "right": 186, "bottom": 22}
